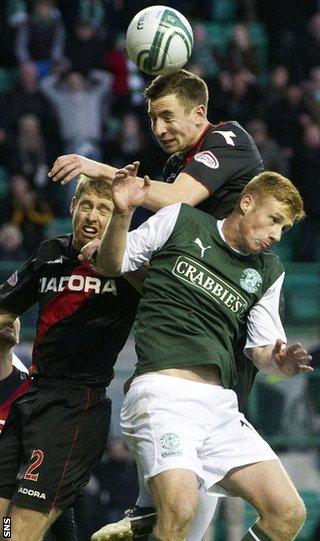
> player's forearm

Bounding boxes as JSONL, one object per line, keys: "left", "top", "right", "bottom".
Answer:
{"left": 96, "top": 211, "right": 133, "bottom": 276}
{"left": 245, "top": 345, "right": 278, "bottom": 374}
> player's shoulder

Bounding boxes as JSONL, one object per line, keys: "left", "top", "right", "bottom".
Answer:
{"left": 36, "top": 234, "right": 72, "bottom": 260}
{"left": 203, "top": 120, "right": 254, "bottom": 148}
{"left": 261, "top": 251, "right": 285, "bottom": 283}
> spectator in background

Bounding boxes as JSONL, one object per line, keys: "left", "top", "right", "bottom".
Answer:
{"left": 191, "top": 22, "right": 219, "bottom": 83}
{"left": 7, "top": 114, "right": 49, "bottom": 190}
{"left": 105, "top": 113, "right": 163, "bottom": 179}
{"left": 0, "top": 223, "right": 27, "bottom": 262}
{"left": 293, "top": 122, "right": 320, "bottom": 261}
{"left": 264, "top": 65, "right": 290, "bottom": 110}
{"left": 297, "top": 12, "right": 320, "bottom": 81}
{"left": 213, "top": 68, "right": 263, "bottom": 125}
{"left": 0, "top": 62, "right": 61, "bottom": 152}
{"left": 105, "top": 33, "right": 146, "bottom": 117}
{"left": 265, "top": 83, "right": 310, "bottom": 167}
{"left": 246, "top": 118, "right": 288, "bottom": 175}
{"left": 303, "top": 66, "right": 320, "bottom": 125}
{"left": 15, "top": 0, "right": 65, "bottom": 78}
{"left": 0, "top": 0, "right": 27, "bottom": 71}
{"left": 65, "top": 18, "right": 106, "bottom": 72}
{"left": 9, "top": 173, "right": 54, "bottom": 255}
{"left": 40, "top": 68, "right": 111, "bottom": 161}
{"left": 225, "top": 23, "right": 261, "bottom": 79}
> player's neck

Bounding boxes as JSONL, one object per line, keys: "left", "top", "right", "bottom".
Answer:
{"left": 0, "top": 350, "right": 13, "bottom": 381}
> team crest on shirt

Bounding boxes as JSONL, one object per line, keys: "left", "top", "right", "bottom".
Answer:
{"left": 194, "top": 151, "right": 219, "bottom": 169}
{"left": 239, "top": 268, "right": 262, "bottom": 294}
{"left": 7, "top": 270, "right": 18, "bottom": 286}
{"left": 160, "top": 432, "right": 182, "bottom": 458}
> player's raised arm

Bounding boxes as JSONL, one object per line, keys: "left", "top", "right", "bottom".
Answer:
{"left": 96, "top": 169, "right": 151, "bottom": 276}
{"left": 48, "top": 154, "right": 118, "bottom": 186}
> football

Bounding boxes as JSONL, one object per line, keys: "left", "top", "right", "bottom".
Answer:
{"left": 126, "top": 5, "right": 194, "bottom": 76}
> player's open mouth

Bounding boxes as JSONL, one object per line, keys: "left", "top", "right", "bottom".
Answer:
{"left": 82, "top": 226, "right": 98, "bottom": 238}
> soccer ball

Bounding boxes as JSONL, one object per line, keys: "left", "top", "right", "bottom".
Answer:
{"left": 126, "top": 5, "right": 194, "bottom": 76}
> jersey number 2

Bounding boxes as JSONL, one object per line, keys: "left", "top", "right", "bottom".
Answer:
{"left": 24, "top": 449, "right": 44, "bottom": 481}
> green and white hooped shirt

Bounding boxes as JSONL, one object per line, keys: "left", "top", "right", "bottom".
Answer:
{"left": 122, "top": 203, "right": 286, "bottom": 388}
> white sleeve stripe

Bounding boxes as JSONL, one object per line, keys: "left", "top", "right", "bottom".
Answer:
{"left": 121, "top": 203, "right": 181, "bottom": 273}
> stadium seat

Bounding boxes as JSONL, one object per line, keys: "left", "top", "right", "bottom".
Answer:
{"left": 282, "top": 264, "right": 320, "bottom": 324}
{"left": 0, "top": 166, "right": 9, "bottom": 197}
{"left": 297, "top": 490, "right": 320, "bottom": 540}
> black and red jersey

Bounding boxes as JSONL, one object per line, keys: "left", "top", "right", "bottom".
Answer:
{"left": 163, "top": 120, "right": 264, "bottom": 218}
{"left": 0, "top": 367, "right": 30, "bottom": 432}
{"left": 0, "top": 235, "right": 141, "bottom": 387}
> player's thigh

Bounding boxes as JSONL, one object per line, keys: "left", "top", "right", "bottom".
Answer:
{"left": 218, "top": 459, "right": 301, "bottom": 516}
{"left": 148, "top": 468, "right": 199, "bottom": 518}
{"left": 10, "top": 505, "right": 61, "bottom": 541}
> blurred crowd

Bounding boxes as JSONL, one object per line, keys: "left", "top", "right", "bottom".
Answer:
{"left": 0, "top": 0, "right": 319, "bottom": 261}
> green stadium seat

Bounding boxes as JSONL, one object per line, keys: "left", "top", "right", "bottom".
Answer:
{"left": 282, "top": 264, "right": 320, "bottom": 325}
{"left": 0, "top": 68, "right": 18, "bottom": 91}
{"left": 0, "top": 166, "right": 9, "bottom": 197}
{"left": 297, "top": 490, "right": 320, "bottom": 540}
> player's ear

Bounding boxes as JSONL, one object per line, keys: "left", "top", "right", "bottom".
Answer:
{"left": 194, "top": 104, "right": 206, "bottom": 123}
{"left": 240, "top": 194, "right": 254, "bottom": 214}
{"left": 70, "top": 197, "right": 76, "bottom": 216}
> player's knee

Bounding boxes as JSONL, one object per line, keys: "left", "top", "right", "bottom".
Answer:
{"left": 263, "top": 494, "right": 306, "bottom": 536}
{"left": 282, "top": 496, "right": 306, "bottom": 533}
{"left": 157, "top": 499, "right": 196, "bottom": 536}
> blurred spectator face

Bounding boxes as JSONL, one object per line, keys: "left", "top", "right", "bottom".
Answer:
{"left": 193, "top": 23, "right": 207, "bottom": 44}
{"left": 247, "top": 119, "right": 267, "bottom": 146}
{"left": 270, "top": 66, "right": 289, "bottom": 88}
{"left": 67, "top": 72, "right": 85, "bottom": 92}
{"left": 19, "top": 62, "right": 39, "bottom": 90}
{"left": 232, "top": 23, "right": 250, "bottom": 49}
{"left": 75, "top": 24, "right": 95, "bottom": 41}
{"left": 18, "top": 114, "right": 41, "bottom": 139}
{"left": 286, "top": 85, "right": 303, "bottom": 105}
{"left": 0, "top": 316, "right": 20, "bottom": 347}
{"left": 34, "top": 0, "right": 54, "bottom": 20}
{"left": 232, "top": 70, "right": 249, "bottom": 95}
{"left": 0, "top": 224, "right": 23, "bottom": 253}
{"left": 303, "top": 123, "right": 320, "bottom": 147}
{"left": 310, "top": 13, "right": 320, "bottom": 40}
{"left": 11, "top": 174, "right": 31, "bottom": 199}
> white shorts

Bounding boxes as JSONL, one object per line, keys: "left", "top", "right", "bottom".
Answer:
{"left": 120, "top": 374, "right": 278, "bottom": 496}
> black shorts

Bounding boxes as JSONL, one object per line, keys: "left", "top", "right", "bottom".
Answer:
{"left": 0, "top": 379, "right": 111, "bottom": 513}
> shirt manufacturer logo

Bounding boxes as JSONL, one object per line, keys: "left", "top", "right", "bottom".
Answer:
{"left": 194, "top": 237, "right": 211, "bottom": 258}
{"left": 172, "top": 256, "right": 248, "bottom": 315}
{"left": 194, "top": 151, "right": 219, "bottom": 169}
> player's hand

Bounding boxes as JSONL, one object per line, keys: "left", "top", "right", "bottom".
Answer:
{"left": 272, "top": 338, "right": 313, "bottom": 376}
{"left": 113, "top": 161, "right": 151, "bottom": 212}
{"left": 48, "top": 154, "right": 102, "bottom": 185}
{"left": 79, "top": 239, "right": 101, "bottom": 263}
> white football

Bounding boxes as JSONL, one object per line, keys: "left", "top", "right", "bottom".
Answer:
{"left": 126, "top": 5, "right": 194, "bottom": 75}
